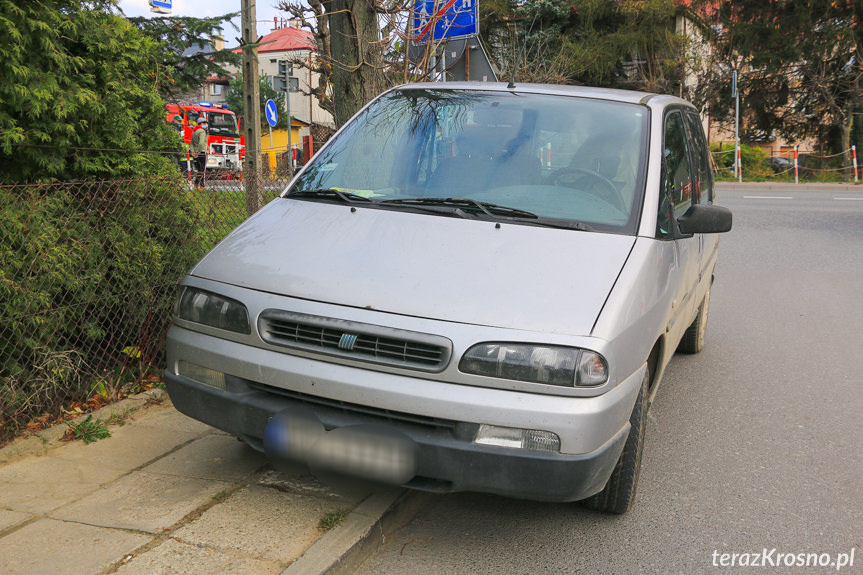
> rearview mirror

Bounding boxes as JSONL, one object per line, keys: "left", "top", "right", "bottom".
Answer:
{"left": 677, "top": 204, "right": 732, "bottom": 236}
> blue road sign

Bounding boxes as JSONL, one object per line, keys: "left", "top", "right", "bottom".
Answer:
{"left": 412, "top": 0, "right": 478, "bottom": 43}
{"left": 265, "top": 99, "right": 278, "bottom": 128}
{"left": 150, "top": 0, "right": 172, "bottom": 8}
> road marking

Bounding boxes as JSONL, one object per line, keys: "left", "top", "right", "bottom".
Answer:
{"left": 833, "top": 197, "right": 863, "bottom": 201}
{"left": 743, "top": 196, "right": 792, "bottom": 200}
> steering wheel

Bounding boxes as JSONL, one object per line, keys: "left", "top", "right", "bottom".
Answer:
{"left": 552, "top": 167, "right": 626, "bottom": 212}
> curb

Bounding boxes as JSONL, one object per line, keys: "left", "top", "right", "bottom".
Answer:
{"left": 282, "top": 490, "right": 432, "bottom": 575}
{"left": 0, "top": 387, "right": 168, "bottom": 465}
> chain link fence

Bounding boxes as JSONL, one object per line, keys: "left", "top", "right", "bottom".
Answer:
{"left": 0, "top": 169, "right": 293, "bottom": 441}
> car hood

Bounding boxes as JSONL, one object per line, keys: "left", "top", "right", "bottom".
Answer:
{"left": 191, "top": 198, "right": 635, "bottom": 335}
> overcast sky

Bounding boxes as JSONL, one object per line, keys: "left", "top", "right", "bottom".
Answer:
{"left": 117, "top": 0, "right": 289, "bottom": 45}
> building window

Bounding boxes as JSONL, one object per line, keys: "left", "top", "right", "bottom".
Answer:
{"left": 210, "top": 84, "right": 223, "bottom": 96}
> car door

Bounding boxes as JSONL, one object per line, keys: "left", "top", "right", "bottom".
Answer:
{"left": 657, "top": 109, "right": 700, "bottom": 342}
{"left": 683, "top": 110, "right": 719, "bottom": 307}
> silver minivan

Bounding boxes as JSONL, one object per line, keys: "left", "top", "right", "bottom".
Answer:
{"left": 165, "top": 83, "right": 731, "bottom": 513}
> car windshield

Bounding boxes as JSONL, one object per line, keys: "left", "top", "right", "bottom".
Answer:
{"left": 206, "top": 112, "right": 239, "bottom": 137}
{"left": 187, "top": 110, "right": 239, "bottom": 137}
{"left": 289, "top": 88, "right": 649, "bottom": 233}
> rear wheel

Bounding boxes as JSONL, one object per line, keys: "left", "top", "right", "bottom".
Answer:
{"left": 580, "top": 367, "right": 648, "bottom": 514}
{"left": 678, "top": 288, "right": 711, "bottom": 354}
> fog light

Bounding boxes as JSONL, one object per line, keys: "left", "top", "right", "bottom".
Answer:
{"left": 474, "top": 424, "right": 560, "bottom": 452}
{"left": 177, "top": 361, "right": 226, "bottom": 391}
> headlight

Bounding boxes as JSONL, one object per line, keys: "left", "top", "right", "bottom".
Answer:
{"left": 176, "top": 287, "right": 251, "bottom": 334}
{"left": 459, "top": 343, "right": 608, "bottom": 387}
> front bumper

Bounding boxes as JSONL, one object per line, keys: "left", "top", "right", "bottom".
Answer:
{"left": 206, "top": 154, "right": 240, "bottom": 171}
{"left": 165, "top": 325, "right": 643, "bottom": 502}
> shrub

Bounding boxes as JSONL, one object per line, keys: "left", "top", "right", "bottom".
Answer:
{"left": 0, "top": 176, "right": 202, "bottom": 439}
{"left": 711, "top": 142, "right": 771, "bottom": 180}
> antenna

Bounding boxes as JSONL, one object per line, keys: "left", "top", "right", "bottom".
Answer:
{"left": 507, "top": 50, "right": 522, "bottom": 89}
{"left": 507, "top": 12, "right": 539, "bottom": 89}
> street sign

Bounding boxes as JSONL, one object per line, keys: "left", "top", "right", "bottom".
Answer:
{"left": 412, "top": 0, "right": 478, "bottom": 44}
{"left": 265, "top": 99, "right": 278, "bottom": 128}
{"left": 149, "top": 0, "right": 171, "bottom": 13}
{"left": 438, "top": 38, "right": 498, "bottom": 82}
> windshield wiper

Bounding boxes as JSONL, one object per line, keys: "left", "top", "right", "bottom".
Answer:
{"left": 381, "top": 197, "right": 537, "bottom": 218}
{"left": 288, "top": 188, "right": 373, "bottom": 203}
{"left": 379, "top": 197, "right": 593, "bottom": 230}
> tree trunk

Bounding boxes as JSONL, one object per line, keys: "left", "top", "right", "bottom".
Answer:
{"left": 327, "top": 0, "right": 385, "bottom": 127}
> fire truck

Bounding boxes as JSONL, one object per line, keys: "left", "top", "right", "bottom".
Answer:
{"left": 165, "top": 103, "right": 244, "bottom": 178}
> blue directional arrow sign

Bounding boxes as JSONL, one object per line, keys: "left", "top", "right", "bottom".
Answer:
{"left": 265, "top": 99, "right": 278, "bottom": 128}
{"left": 412, "top": 0, "right": 478, "bottom": 43}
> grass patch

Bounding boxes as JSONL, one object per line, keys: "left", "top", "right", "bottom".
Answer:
{"left": 318, "top": 510, "right": 348, "bottom": 532}
{"left": 212, "top": 489, "right": 231, "bottom": 503}
{"left": 64, "top": 415, "right": 111, "bottom": 444}
{"left": 105, "top": 408, "right": 134, "bottom": 427}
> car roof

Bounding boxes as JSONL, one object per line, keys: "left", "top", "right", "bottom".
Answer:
{"left": 394, "top": 81, "right": 694, "bottom": 108}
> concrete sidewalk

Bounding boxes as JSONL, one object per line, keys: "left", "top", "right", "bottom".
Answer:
{"left": 0, "top": 392, "right": 424, "bottom": 575}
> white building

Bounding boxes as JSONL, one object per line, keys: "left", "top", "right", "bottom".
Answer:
{"left": 238, "top": 23, "right": 334, "bottom": 129}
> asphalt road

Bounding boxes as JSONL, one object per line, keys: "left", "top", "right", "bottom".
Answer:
{"left": 353, "top": 186, "right": 863, "bottom": 574}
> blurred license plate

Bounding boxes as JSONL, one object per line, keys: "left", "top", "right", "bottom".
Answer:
{"left": 265, "top": 410, "right": 416, "bottom": 485}
{"left": 309, "top": 426, "right": 416, "bottom": 485}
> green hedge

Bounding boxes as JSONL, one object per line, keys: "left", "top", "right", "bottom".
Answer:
{"left": 0, "top": 177, "right": 203, "bottom": 438}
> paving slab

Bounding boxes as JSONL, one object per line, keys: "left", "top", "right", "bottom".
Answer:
{"left": 0, "top": 517, "right": 149, "bottom": 575}
{"left": 115, "top": 537, "right": 284, "bottom": 575}
{"left": 0, "top": 455, "right": 122, "bottom": 514}
{"left": 144, "top": 434, "right": 267, "bottom": 481}
{"left": 257, "top": 468, "right": 375, "bottom": 506}
{"left": 173, "top": 484, "right": 350, "bottom": 562}
{"left": 0, "top": 509, "right": 32, "bottom": 532}
{"left": 49, "top": 419, "right": 206, "bottom": 473}
{"left": 131, "top": 405, "right": 215, "bottom": 435}
{"left": 51, "top": 470, "right": 232, "bottom": 533}
{"left": 0, "top": 399, "right": 423, "bottom": 575}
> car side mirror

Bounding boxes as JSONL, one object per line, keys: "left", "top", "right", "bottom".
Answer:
{"left": 677, "top": 204, "right": 732, "bottom": 236}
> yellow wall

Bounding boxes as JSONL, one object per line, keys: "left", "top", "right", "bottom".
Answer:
{"left": 260, "top": 127, "right": 303, "bottom": 171}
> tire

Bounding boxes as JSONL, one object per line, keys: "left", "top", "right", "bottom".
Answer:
{"left": 678, "top": 288, "right": 711, "bottom": 354}
{"left": 580, "top": 367, "right": 648, "bottom": 514}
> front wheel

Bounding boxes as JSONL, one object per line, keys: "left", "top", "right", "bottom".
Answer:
{"left": 580, "top": 367, "right": 648, "bottom": 514}
{"left": 678, "top": 288, "right": 711, "bottom": 354}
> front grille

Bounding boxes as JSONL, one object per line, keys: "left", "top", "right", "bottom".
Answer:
{"left": 225, "top": 145, "right": 237, "bottom": 154}
{"left": 258, "top": 310, "right": 452, "bottom": 372}
{"left": 211, "top": 143, "right": 224, "bottom": 154}
{"left": 246, "top": 381, "right": 456, "bottom": 431}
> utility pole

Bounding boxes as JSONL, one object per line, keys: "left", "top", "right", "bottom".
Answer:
{"left": 733, "top": 69, "right": 741, "bottom": 183}
{"left": 286, "top": 75, "right": 292, "bottom": 170}
{"left": 277, "top": 60, "right": 293, "bottom": 170}
{"left": 242, "top": 0, "right": 262, "bottom": 216}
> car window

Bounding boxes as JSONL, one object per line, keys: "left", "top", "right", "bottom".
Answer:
{"left": 290, "top": 89, "right": 649, "bottom": 234}
{"left": 657, "top": 111, "right": 694, "bottom": 238}
{"left": 684, "top": 111, "right": 712, "bottom": 205}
